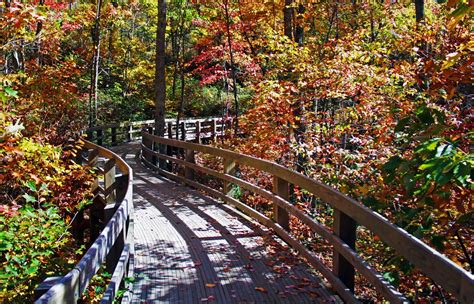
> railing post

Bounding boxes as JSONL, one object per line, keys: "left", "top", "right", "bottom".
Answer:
{"left": 166, "top": 122, "right": 173, "bottom": 170}
{"left": 88, "top": 149, "right": 104, "bottom": 242}
{"left": 272, "top": 176, "right": 290, "bottom": 231}
{"left": 195, "top": 121, "right": 201, "bottom": 144}
{"left": 333, "top": 210, "right": 356, "bottom": 292}
{"left": 168, "top": 122, "right": 173, "bottom": 139}
{"left": 111, "top": 127, "right": 117, "bottom": 146}
{"left": 142, "top": 128, "right": 153, "bottom": 164}
{"left": 223, "top": 158, "right": 236, "bottom": 195}
{"left": 180, "top": 122, "right": 186, "bottom": 141}
{"left": 127, "top": 125, "right": 133, "bottom": 142}
{"left": 97, "top": 129, "right": 103, "bottom": 146}
{"left": 184, "top": 149, "right": 195, "bottom": 180}
{"left": 104, "top": 159, "right": 116, "bottom": 204}
{"left": 211, "top": 119, "right": 217, "bottom": 141}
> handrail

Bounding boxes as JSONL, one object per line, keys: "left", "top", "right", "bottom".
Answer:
{"left": 35, "top": 140, "right": 134, "bottom": 304}
{"left": 85, "top": 116, "right": 229, "bottom": 146}
{"left": 141, "top": 131, "right": 474, "bottom": 303}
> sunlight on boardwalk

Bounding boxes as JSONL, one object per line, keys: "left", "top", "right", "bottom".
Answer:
{"left": 113, "top": 143, "right": 341, "bottom": 304}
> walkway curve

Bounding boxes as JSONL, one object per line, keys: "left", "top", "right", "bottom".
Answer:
{"left": 112, "top": 143, "right": 341, "bottom": 304}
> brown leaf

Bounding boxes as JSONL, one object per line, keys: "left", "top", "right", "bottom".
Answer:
{"left": 255, "top": 287, "right": 268, "bottom": 293}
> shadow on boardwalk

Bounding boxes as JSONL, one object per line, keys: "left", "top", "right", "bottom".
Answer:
{"left": 112, "top": 143, "right": 341, "bottom": 304}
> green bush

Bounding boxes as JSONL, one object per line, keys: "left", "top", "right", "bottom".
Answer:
{"left": 0, "top": 205, "right": 81, "bottom": 303}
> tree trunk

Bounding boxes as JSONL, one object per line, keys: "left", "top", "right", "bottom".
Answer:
{"left": 89, "top": 0, "right": 103, "bottom": 127}
{"left": 283, "top": 0, "right": 293, "bottom": 40}
{"left": 415, "top": 0, "right": 424, "bottom": 23}
{"left": 155, "top": 0, "right": 167, "bottom": 138}
{"left": 223, "top": 0, "right": 239, "bottom": 136}
{"left": 35, "top": 0, "right": 44, "bottom": 66}
{"left": 176, "top": 1, "right": 188, "bottom": 140}
{"left": 294, "top": 4, "right": 305, "bottom": 46}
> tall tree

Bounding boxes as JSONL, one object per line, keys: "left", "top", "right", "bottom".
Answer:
{"left": 89, "top": 0, "right": 103, "bottom": 127}
{"left": 155, "top": 0, "right": 167, "bottom": 137}
{"left": 223, "top": 0, "right": 239, "bottom": 135}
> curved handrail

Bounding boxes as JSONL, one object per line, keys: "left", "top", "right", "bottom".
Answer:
{"left": 141, "top": 131, "right": 474, "bottom": 303}
{"left": 35, "top": 140, "right": 134, "bottom": 304}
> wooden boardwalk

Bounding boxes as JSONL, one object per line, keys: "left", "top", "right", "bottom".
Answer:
{"left": 112, "top": 143, "right": 341, "bottom": 304}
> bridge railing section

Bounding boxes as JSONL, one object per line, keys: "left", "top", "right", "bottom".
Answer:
{"left": 35, "top": 140, "right": 134, "bottom": 304}
{"left": 140, "top": 132, "right": 474, "bottom": 304}
{"left": 86, "top": 117, "right": 231, "bottom": 146}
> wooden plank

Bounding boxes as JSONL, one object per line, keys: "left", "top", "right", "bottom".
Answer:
{"left": 195, "top": 121, "right": 201, "bottom": 144}
{"left": 104, "top": 159, "right": 116, "bottom": 205}
{"left": 181, "top": 122, "right": 186, "bottom": 141}
{"left": 185, "top": 149, "right": 195, "bottom": 180}
{"left": 135, "top": 154, "right": 338, "bottom": 304}
{"left": 142, "top": 132, "right": 474, "bottom": 302}
{"left": 333, "top": 210, "right": 356, "bottom": 293}
{"left": 140, "top": 156, "right": 354, "bottom": 302}
{"left": 273, "top": 176, "right": 290, "bottom": 231}
{"left": 223, "top": 158, "right": 236, "bottom": 195}
{"left": 211, "top": 119, "right": 216, "bottom": 141}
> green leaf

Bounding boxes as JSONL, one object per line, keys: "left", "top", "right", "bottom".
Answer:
{"left": 22, "top": 194, "right": 37, "bottom": 203}
{"left": 4, "top": 87, "right": 18, "bottom": 98}
{"left": 419, "top": 160, "right": 438, "bottom": 170}
{"left": 383, "top": 271, "right": 399, "bottom": 286}
{"left": 26, "top": 181, "right": 37, "bottom": 192}
{"left": 453, "top": 162, "right": 471, "bottom": 186}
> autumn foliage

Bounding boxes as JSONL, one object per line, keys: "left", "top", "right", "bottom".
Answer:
{"left": 1, "top": 0, "right": 472, "bottom": 302}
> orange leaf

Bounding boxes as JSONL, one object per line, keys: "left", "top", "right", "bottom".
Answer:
{"left": 255, "top": 287, "right": 268, "bottom": 293}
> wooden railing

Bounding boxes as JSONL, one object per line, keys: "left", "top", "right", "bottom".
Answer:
{"left": 35, "top": 140, "right": 134, "bottom": 304}
{"left": 86, "top": 117, "right": 230, "bottom": 146}
{"left": 141, "top": 131, "right": 474, "bottom": 304}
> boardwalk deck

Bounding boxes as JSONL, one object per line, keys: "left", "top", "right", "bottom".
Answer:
{"left": 112, "top": 143, "right": 341, "bottom": 304}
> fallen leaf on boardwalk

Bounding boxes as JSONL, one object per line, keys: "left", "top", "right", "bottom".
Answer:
{"left": 223, "top": 267, "right": 231, "bottom": 272}
{"left": 308, "top": 291, "right": 319, "bottom": 298}
{"left": 255, "top": 287, "right": 268, "bottom": 293}
{"left": 206, "top": 283, "right": 216, "bottom": 288}
{"left": 200, "top": 295, "right": 215, "bottom": 302}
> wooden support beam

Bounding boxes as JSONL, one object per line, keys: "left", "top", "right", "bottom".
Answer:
{"left": 333, "top": 209, "right": 356, "bottom": 292}
{"left": 223, "top": 158, "right": 236, "bottom": 195}
{"left": 127, "top": 125, "right": 133, "bottom": 141}
{"left": 180, "top": 122, "right": 186, "bottom": 141}
{"left": 211, "top": 119, "right": 217, "bottom": 141}
{"left": 167, "top": 122, "right": 173, "bottom": 139}
{"left": 104, "top": 159, "right": 116, "bottom": 205}
{"left": 272, "top": 176, "right": 290, "bottom": 231}
{"left": 184, "top": 149, "right": 195, "bottom": 180}
{"left": 34, "top": 276, "right": 63, "bottom": 301}
{"left": 195, "top": 121, "right": 201, "bottom": 144}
